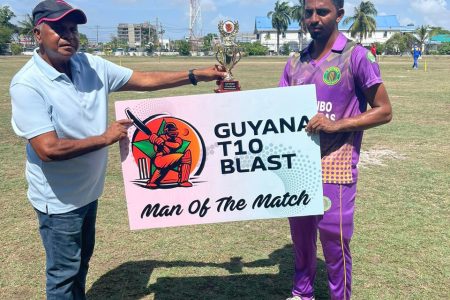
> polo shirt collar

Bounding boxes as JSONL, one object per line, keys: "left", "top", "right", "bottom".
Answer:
{"left": 71, "top": 55, "right": 81, "bottom": 74}
{"left": 302, "top": 32, "right": 348, "bottom": 59}
{"left": 32, "top": 48, "right": 79, "bottom": 81}
{"left": 331, "top": 33, "right": 347, "bottom": 52}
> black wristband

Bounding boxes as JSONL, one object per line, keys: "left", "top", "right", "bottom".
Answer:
{"left": 188, "top": 69, "right": 198, "bottom": 86}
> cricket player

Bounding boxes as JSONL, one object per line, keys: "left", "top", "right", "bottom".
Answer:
{"left": 279, "top": 0, "right": 393, "bottom": 299}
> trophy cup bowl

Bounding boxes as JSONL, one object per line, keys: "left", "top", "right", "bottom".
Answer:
{"left": 215, "top": 20, "right": 241, "bottom": 93}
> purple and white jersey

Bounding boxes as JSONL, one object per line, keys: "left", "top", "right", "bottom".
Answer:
{"left": 279, "top": 33, "right": 382, "bottom": 184}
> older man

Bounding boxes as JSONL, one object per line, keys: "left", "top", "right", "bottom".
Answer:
{"left": 10, "top": 1, "right": 225, "bottom": 299}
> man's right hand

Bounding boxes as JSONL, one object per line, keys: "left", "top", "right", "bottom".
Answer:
{"left": 101, "top": 119, "right": 133, "bottom": 145}
{"left": 30, "top": 118, "right": 132, "bottom": 162}
{"left": 193, "top": 65, "right": 227, "bottom": 82}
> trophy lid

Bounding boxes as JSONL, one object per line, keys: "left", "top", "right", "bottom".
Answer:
{"left": 218, "top": 20, "right": 239, "bottom": 45}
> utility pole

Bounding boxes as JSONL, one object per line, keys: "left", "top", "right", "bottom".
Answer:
{"left": 159, "top": 21, "right": 165, "bottom": 52}
{"left": 155, "top": 17, "right": 159, "bottom": 50}
{"left": 156, "top": 18, "right": 160, "bottom": 62}
{"left": 96, "top": 25, "right": 99, "bottom": 46}
{"left": 148, "top": 20, "right": 151, "bottom": 50}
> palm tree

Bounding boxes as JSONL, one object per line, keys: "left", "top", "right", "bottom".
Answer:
{"left": 291, "top": 0, "right": 306, "bottom": 51}
{"left": 267, "top": 0, "right": 291, "bottom": 54}
{"left": 343, "top": 1, "right": 377, "bottom": 44}
{"left": 18, "top": 14, "right": 35, "bottom": 48}
{"left": 415, "top": 25, "right": 429, "bottom": 53}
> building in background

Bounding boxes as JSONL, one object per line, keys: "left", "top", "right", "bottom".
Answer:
{"left": 339, "top": 15, "right": 415, "bottom": 45}
{"left": 254, "top": 15, "right": 416, "bottom": 52}
{"left": 117, "top": 22, "right": 156, "bottom": 48}
{"left": 254, "top": 16, "right": 303, "bottom": 53}
{"left": 428, "top": 34, "right": 450, "bottom": 52}
{"left": 236, "top": 32, "right": 257, "bottom": 44}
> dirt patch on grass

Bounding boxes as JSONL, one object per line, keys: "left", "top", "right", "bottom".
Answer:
{"left": 359, "top": 148, "right": 406, "bottom": 168}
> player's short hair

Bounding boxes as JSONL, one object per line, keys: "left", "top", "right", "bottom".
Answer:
{"left": 302, "top": 0, "right": 344, "bottom": 10}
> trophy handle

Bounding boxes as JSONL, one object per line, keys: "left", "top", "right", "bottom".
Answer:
{"left": 234, "top": 48, "right": 242, "bottom": 65}
{"left": 215, "top": 47, "right": 225, "bottom": 67}
{"left": 226, "top": 46, "right": 241, "bottom": 79}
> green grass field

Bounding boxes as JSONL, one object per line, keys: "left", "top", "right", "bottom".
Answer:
{"left": 0, "top": 55, "right": 449, "bottom": 299}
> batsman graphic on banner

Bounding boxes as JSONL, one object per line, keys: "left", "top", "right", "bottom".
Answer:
{"left": 115, "top": 85, "right": 323, "bottom": 230}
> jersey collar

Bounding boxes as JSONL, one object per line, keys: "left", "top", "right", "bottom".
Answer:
{"left": 303, "top": 32, "right": 348, "bottom": 56}
{"left": 331, "top": 33, "right": 347, "bottom": 53}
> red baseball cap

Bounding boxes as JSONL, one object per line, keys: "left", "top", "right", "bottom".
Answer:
{"left": 32, "top": 0, "right": 87, "bottom": 26}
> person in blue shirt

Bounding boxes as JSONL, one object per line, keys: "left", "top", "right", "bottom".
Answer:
{"left": 10, "top": 1, "right": 226, "bottom": 299}
{"left": 412, "top": 45, "right": 422, "bottom": 69}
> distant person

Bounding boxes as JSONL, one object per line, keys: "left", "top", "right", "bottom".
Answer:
{"left": 412, "top": 45, "right": 422, "bottom": 69}
{"left": 371, "top": 43, "right": 377, "bottom": 60}
{"left": 10, "top": 0, "right": 226, "bottom": 299}
{"left": 279, "top": 0, "right": 392, "bottom": 299}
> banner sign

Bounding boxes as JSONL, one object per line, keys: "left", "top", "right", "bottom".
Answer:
{"left": 115, "top": 85, "right": 323, "bottom": 230}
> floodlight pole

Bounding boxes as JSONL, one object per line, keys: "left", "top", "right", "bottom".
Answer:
{"left": 189, "top": 0, "right": 202, "bottom": 53}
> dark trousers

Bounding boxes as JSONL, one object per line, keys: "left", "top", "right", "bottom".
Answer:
{"left": 36, "top": 200, "right": 98, "bottom": 300}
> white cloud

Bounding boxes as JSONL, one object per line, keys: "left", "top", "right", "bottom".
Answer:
{"left": 343, "top": 2, "right": 356, "bottom": 17}
{"left": 113, "top": 0, "right": 140, "bottom": 4}
{"left": 211, "top": 13, "right": 233, "bottom": 28}
{"left": 399, "top": 17, "right": 415, "bottom": 26}
{"left": 411, "top": 0, "right": 450, "bottom": 28}
{"left": 201, "top": 0, "right": 217, "bottom": 12}
{"left": 370, "top": 0, "right": 404, "bottom": 4}
{"left": 222, "top": 0, "right": 271, "bottom": 5}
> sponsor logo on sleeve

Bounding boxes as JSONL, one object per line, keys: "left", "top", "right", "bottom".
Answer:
{"left": 367, "top": 51, "right": 376, "bottom": 63}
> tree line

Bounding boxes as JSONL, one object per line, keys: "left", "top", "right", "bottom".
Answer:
{"left": 266, "top": 0, "right": 450, "bottom": 55}
{"left": 2, "top": 3, "right": 450, "bottom": 56}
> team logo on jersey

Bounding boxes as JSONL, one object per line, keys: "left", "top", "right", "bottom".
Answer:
{"left": 367, "top": 52, "right": 376, "bottom": 63}
{"left": 323, "top": 66, "right": 341, "bottom": 86}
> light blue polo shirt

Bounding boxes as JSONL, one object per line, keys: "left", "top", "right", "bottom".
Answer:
{"left": 10, "top": 50, "right": 133, "bottom": 214}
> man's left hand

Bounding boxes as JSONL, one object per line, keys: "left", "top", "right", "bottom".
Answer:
{"left": 306, "top": 113, "right": 341, "bottom": 134}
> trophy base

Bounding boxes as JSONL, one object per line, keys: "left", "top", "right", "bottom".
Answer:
{"left": 215, "top": 80, "right": 241, "bottom": 93}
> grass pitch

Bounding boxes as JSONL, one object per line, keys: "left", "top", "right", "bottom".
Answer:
{"left": 0, "top": 55, "right": 449, "bottom": 299}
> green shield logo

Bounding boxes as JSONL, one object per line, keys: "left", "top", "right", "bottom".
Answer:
{"left": 323, "top": 66, "right": 341, "bottom": 86}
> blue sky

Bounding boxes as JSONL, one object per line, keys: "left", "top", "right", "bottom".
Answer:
{"left": 5, "top": 0, "right": 450, "bottom": 43}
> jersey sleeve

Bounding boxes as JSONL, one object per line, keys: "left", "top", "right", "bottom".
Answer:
{"left": 351, "top": 46, "right": 382, "bottom": 90}
{"left": 278, "top": 58, "right": 292, "bottom": 87}
{"left": 10, "top": 83, "right": 55, "bottom": 139}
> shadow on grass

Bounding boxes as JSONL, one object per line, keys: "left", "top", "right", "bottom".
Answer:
{"left": 87, "top": 244, "right": 329, "bottom": 300}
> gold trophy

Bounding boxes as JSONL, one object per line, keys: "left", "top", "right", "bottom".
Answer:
{"left": 215, "top": 20, "right": 241, "bottom": 93}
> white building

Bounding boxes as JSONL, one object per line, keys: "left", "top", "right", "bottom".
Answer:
{"left": 339, "top": 15, "right": 415, "bottom": 45}
{"left": 254, "top": 17, "right": 303, "bottom": 53}
{"left": 254, "top": 15, "right": 416, "bottom": 52}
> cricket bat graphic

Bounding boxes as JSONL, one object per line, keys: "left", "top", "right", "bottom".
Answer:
{"left": 125, "top": 108, "right": 152, "bottom": 136}
{"left": 125, "top": 108, "right": 170, "bottom": 154}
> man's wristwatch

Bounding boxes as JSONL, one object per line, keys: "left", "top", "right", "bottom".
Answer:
{"left": 188, "top": 69, "right": 198, "bottom": 86}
